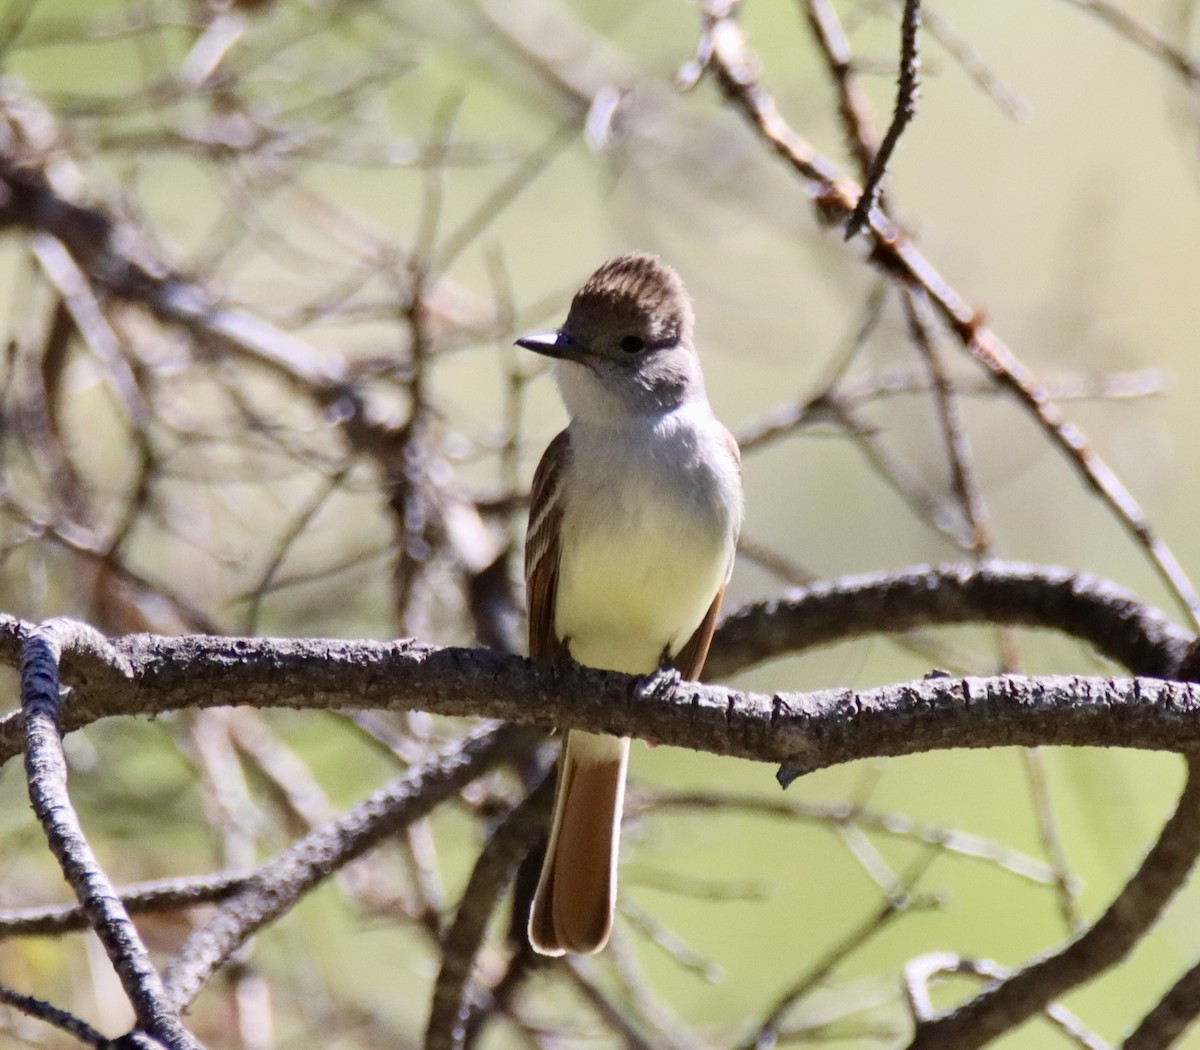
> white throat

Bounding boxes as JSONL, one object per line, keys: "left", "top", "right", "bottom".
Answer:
{"left": 553, "top": 351, "right": 704, "bottom": 427}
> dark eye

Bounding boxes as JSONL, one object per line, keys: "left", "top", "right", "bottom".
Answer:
{"left": 620, "top": 335, "right": 645, "bottom": 354}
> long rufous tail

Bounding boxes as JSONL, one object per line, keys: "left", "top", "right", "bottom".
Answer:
{"left": 528, "top": 730, "right": 629, "bottom": 955}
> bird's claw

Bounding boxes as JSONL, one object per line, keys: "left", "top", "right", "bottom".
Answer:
{"left": 635, "top": 666, "right": 682, "bottom": 703}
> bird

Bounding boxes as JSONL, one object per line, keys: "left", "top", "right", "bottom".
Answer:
{"left": 516, "top": 253, "right": 743, "bottom": 955}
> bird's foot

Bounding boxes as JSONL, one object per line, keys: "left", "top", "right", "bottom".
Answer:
{"left": 634, "top": 666, "right": 681, "bottom": 703}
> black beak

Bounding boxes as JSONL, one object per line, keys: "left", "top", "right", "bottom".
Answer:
{"left": 514, "top": 330, "right": 582, "bottom": 360}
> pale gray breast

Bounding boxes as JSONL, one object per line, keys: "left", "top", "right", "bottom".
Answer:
{"left": 564, "top": 412, "right": 735, "bottom": 545}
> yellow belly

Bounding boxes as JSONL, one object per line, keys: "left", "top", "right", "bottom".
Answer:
{"left": 554, "top": 498, "right": 729, "bottom": 676}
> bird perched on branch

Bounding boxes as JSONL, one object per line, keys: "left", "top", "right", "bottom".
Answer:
{"left": 517, "top": 253, "right": 743, "bottom": 955}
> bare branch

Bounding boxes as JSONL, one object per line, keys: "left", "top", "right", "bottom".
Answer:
{"left": 161, "top": 722, "right": 540, "bottom": 1008}
{"left": 0, "top": 870, "right": 250, "bottom": 939}
{"left": 689, "top": 0, "right": 1200, "bottom": 626}
{"left": 0, "top": 624, "right": 1198, "bottom": 784}
{"left": 0, "top": 981, "right": 109, "bottom": 1048}
{"left": 846, "top": 0, "right": 922, "bottom": 236}
{"left": 705, "top": 562, "right": 1190, "bottom": 682}
{"left": 802, "top": 0, "right": 880, "bottom": 181}
{"left": 906, "top": 757, "right": 1200, "bottom": 1049}
{"left": 635, "top": 790, "right": 1058, "bottom": 885}
{"left": 425, "top": 769, "right": 554, "bottom": 1050}
{"left": 0, "top": 561, "right": 1191, "bottom": 770}
{"left": 1124, "top": 955, "right": 1200, "bottom": 1048}
{"left": 20, "top": 619, "right": 202, "bottom": 1049}
{"left": 904, "top": 954, "right": 1111, "bottom": 1049}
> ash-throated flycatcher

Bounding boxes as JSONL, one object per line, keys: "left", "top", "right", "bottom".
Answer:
{"left": 517, "top": 254, "right": 743, "bottom": 955}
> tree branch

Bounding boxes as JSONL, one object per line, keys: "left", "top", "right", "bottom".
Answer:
{"left": 1, "top": 632, "right": 1198, "bottom": 783}
{"left": 0, "top": 561, "right": 1185, "bottom": 758}
{"left": 845, "top": 0, "right": 921, "bottom": 236}
{"left": 4, "top": 556, "right": 1197, "bottom": 1040}
{"left": 20, "top": 619, "right": 203, "bottom": 1050}
{"left": 706, "top": 562, "right": 1189, "bottom": 680}
{"left": 424, "top": 769, "right": 555, "bottom": 1050}
{"left": 0, "top": 871, "right": 250, "bottom": 939}
{"left": 161, "top": 722, "right": 540, "bottom": 1008}
{"left": 903, "top": 954, "right": 1110, "bottom": 1049}
{"left": 687, "top": 0, "right": 1200, "bottom": 627}
{"left": 907, "top": 757, "right": 1200, "bottom": 1049}
{"left": 1124, "top": 955, "right": 1200, "bottom": 1048}
{"left": 0, "top": 981, "right": 109, "bottom": 1048}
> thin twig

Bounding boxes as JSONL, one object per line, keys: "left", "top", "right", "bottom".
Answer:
{"left": 1056, "top": 0, "right": 1200, "bottom": 89}
{"left": 605, "top": 924, "right": 714, "bottom": 1050}
{"left": 0, "top": 981, "right": 108, "bottom": 1047}
{"left": 636, "top": 790, "right": 1056, "bottom": 884}
{"left": 739, "top": 854, "right": 942, "bottom": 1050}
{"left": 0, "top": 870, "right": 250, "bottom": 939}
{"left": 562, "top": 956, "right": 669, "bottom": 1050}
{"left": 736, "top": 365, "right": 1170, "bottom": 453}
{"left": 905, "top": 291, "right": 1084, "bottom": 927}
{"left": 424, "top": 769, "right": 554, "bottom": 1050}
{"left": 802, "top": 0, "right": 879, "bottom": 181}
{"left": 903, "top": 954, "right": 1111, "bottom": 1049}
{"left": 1020, "top": 747, "right": 1084, "bottom": 931}
{"left": 906, "top": 1, "right": 1028, "bottom": 119}
{"left": 162, "top": 722, "right": 538, "bottom": 1009}
{"left": 846, "top": 0, "right": 921, "bottom": 236}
